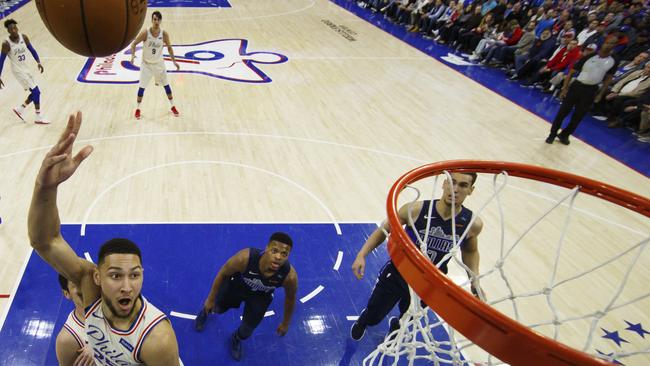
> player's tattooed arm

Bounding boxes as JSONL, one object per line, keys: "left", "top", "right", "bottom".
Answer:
{"left": 277, "top": 266, "right": 298, "bottom": 336}
{"left": 202, "top": 249, "right": 249, "bottom": 312}
{"left": 352, "top": 201, "right": 421, "bottom": 280}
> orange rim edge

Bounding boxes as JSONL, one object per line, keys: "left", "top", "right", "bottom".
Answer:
{"left": 386, "top": 160, "right": 650, "bottom": 366}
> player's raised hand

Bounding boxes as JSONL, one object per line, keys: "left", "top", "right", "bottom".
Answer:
{"left": 73, "top": 344, "right": 95, "bottom": 366}
{"left": 38, "top": 63, "right": 44, "bottom": 73}
{"left": 36, "top": 111, "right": 93, "bottom": 189}
{"left": 351, "top": 255, "right": 366, "bottom": 280}
{"left": 174, "top": 61, "right": 180, "bottom": 71}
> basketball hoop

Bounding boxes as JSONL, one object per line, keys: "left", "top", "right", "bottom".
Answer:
{"left": 376, "top": 160, "right": 650, "bottom": 366}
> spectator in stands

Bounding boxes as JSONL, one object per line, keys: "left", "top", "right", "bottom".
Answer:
{"left": 524, "top": 38, "right": 582, "bottom": 86}
{"left": 577, "top": 19, "right": 599, "bottom": 45}
{"left": 510, "top": 28, "right": 556, "bottom": 79}
{"left": 613, "top": 51, "right": 650, "bottom": 81}
{"left": 535, "top": 8, "right": 558, "bottom": 37}
{"left": 583, "top": 21, "right": 607, "bottom": 47}
{"left": 418, "top": 0, "right": 447, "bottom": 36}
{"left": 407, "top": 0, "right": 435, "bottom": 32}
{"left": 504, "top": 2, "right": 527, "bottom": 25}
{"left": 484, "top": 20, "right": 536, "bottom": 66}
{"left": 594, "top": 62, "right": 650, "bottom": 127}
{"left": 457, "top": 13, "right": 495, "bottom": 52}
{"left": 478, "top": 19, "right": 523, "bottom": 63}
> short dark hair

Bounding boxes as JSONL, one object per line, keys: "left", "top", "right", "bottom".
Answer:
{"left": 460, "top": 172, "right": 477, "bottom": 185}
{"left": 152, "top": 11, "right": 162, "bottom": 20}
{"left": 98, "top": 238, "right": 142, "bottom": 265}
{"left": 58, "top": 274, "right": 69, "bottom": 292}
{"left": 4, "top": 19, "right": 17, "bottom": 29}
{"left": 269, "top": 232, "right": 293, "bottom": 247}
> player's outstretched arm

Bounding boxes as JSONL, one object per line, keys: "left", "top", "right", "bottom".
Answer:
{"left": 139, "top": 319, "right": 180, "bottom": 366}
{"left": 0, "top": 42, "right": 10, "bottom": 88}
{"left": 28, "top": 112, "right": 93, "bottom": 286}
{"left": 22, "top": 34, "right": 43, "bottom": 73}
{"left": 129, "top": 31, "right": 146, "bottom": 64}
{"left": 351, "top": 202, "right": 421, "bottom": 280}
{"left": 277, "top": 266, "right": 298, "bottom": 336}
{"left": 202, "top": 249, "right": 249, "bottom": 312}
{"left": 163, "top": 31, "right": 179, "bottom": 70}
{"left": 460, "top": 216, "right": 484, "bottom": 299}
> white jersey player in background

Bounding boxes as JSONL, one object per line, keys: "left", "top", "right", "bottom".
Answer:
{"left": 29, "top": 111, "right": 181, "bottom": 365}
{"left": 0, "top": 19, "right": 48, "bottom": 124}
{"left": 130, "top": 11, "right": 180, "bottom": 120}
{"left": 56, "top": 274, "right": 95, "bottom": 366}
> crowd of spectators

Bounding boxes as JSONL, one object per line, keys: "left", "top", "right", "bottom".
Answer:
{"left": 354, "top": 0, "right": 650, "bottom": 143}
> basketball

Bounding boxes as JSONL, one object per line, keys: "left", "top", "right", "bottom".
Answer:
{"left": 34, "top": 0, "right": 147, "bottom": 57}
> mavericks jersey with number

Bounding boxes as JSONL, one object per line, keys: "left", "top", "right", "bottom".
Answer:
{"left": 232, "top": 248, "right": 290, "bottom": 296}
{"left": 404, "top": 199, "right": 473, "bottom": 274}
{"left": 85, "top": 295, "right": 168, "bottom": 365}
{"left": 63, "top": 310, "right": 86, "bottom": 349}
{"left": 142, "top": 27, "right": 164, "bottom": 64}
{"left": 6, "top": 34, "right": 30, "bottom": 75}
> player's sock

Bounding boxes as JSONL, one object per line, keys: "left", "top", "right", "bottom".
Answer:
{"left": 230, "top": 331, "right": 242, "bottom": 361}
{"left": 168, "top": 98, "right": 174, "bottom": 107}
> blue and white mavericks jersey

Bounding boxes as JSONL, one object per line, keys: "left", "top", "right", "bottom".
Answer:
{"left": 404, "top": 199, "right": 473, "bottom": 274}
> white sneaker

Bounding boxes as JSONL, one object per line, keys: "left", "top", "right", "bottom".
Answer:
{"left": 35, "top": 114, "right": 50, "bottom": 125}
{"left": 13, "top": 107, "right": 25, "bottom": 122}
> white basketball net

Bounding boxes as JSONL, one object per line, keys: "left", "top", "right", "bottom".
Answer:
{"left": 363, "top": 170, "right": 650, "bottom": 366}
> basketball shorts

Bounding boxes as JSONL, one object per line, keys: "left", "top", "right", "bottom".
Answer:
{"left": 138, "top": 61, "right": 168, "bottom": 88}
{"left": 215, "top": 277, "right": 274, "bottom": 328}
{"left": 12, "top": 70, "right": 37, "bottom": 91}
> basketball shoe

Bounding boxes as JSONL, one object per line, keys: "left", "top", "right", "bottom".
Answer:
{"left": 135, "top": 109, "right": 141, "bottom": 120}
{"left": 35, "top": 112, "right": 49, "bottom": 125}
{"left": 12, "top": 105, "right": 25, "bottom": 122}
{"left": 171, "top": 106, "right": 179, "bottom": 117}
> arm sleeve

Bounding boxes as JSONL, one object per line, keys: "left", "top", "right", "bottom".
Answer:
{"left": 0, "top": 52, "right": 6, "bottom": 75}
{"left": 26, "top": 43, "right": 40, "bottom": 63}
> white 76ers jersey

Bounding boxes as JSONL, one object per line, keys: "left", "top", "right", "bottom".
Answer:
{"left": 85, "top": 296, "right": 167, "bottom": 365}
{"left": 6, "top": 34, "right": 30, "bottom": 74}
{"left": 63, "top": 310, "right": 86, "bottom": 349}
{"left": 142, "top": 28, "right": 164, "bottom": 64}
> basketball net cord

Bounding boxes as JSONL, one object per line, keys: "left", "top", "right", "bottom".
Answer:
{"left": 363, "top": 171, "right": 650, "bottom": 366}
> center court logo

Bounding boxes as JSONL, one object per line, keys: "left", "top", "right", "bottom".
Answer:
{"left": 77, "top": 38, "right": 288, "bottom": 84}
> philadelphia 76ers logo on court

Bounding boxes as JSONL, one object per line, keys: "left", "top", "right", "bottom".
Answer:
{"left": 77, "top": 39, "right": 288, "bottom": 84}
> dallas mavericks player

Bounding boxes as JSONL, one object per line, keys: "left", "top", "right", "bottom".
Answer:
{"left": 350, "top": 172, "right": 484, "bottom": 340}
{"left": 195, "top": 232, "right": 299, "bottom": 361}
{"left": 29, "top": 112, "right": 181, "bottom": 365}
{"left": 129, "top": 11, "right": 180, "bottom": 120}
{"left": 56, "top": 274, "right": 94, "bottom": 366}
{"left": 0, "top": 19, "right": 48, "bottom": 124}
